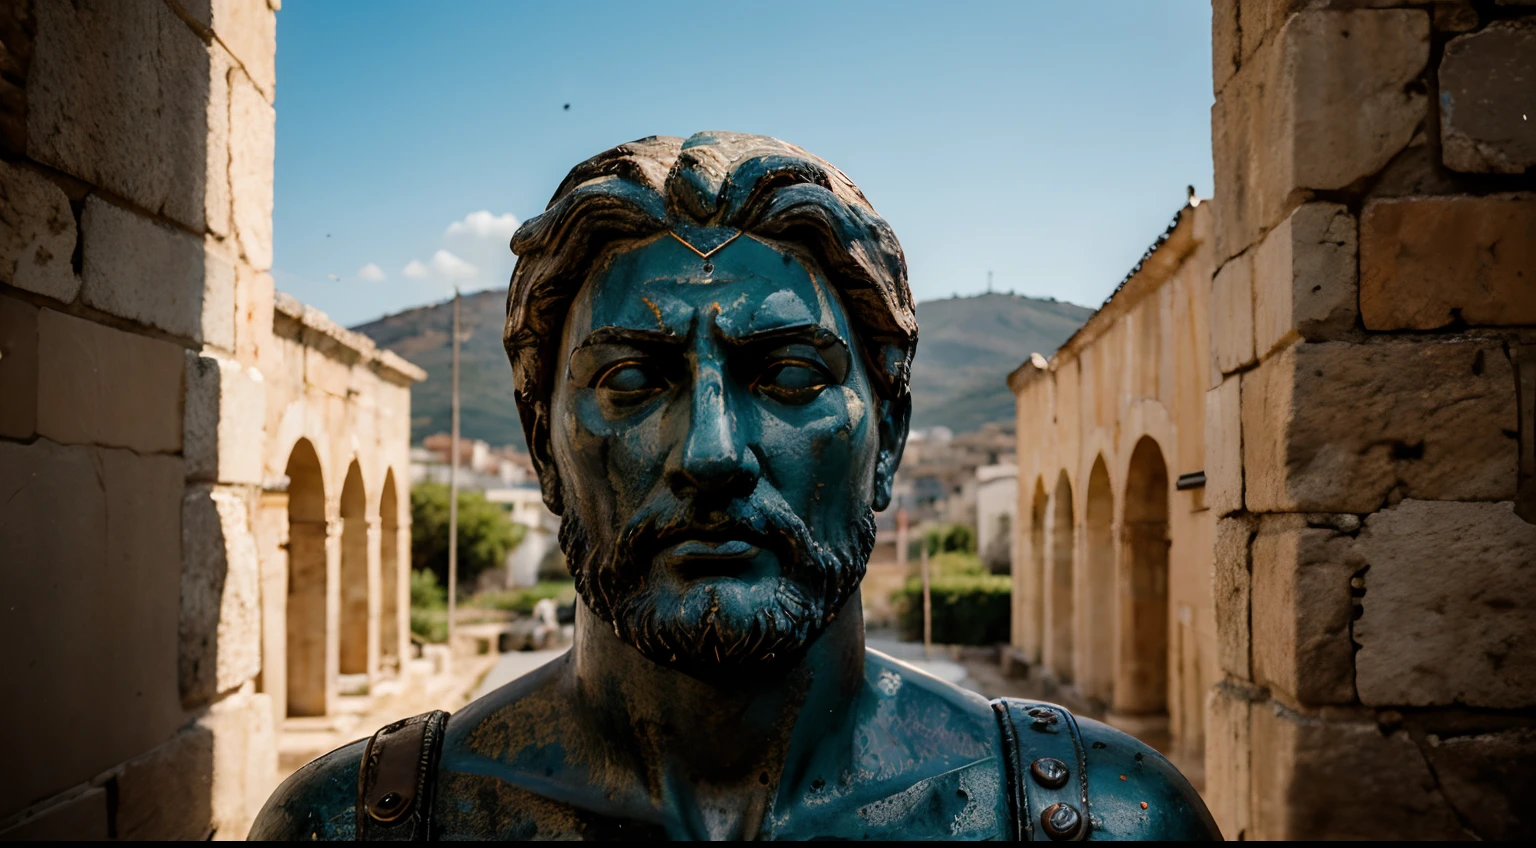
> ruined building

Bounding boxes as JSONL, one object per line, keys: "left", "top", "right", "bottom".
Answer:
{"left": 1012, "top": 2, "right": 1535, "bottom": 840}
{"left": 1, "top": 1, "right": 423, "bottom": 838}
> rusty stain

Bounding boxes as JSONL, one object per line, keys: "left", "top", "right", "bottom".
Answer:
{"left": 1140, "top": 801, "right": 1148, "bottom": 810}
{"left": 1119, "top": 774, "right": 1127, "bottom": 781}
{"left": 639, "top": 296, "right": 664, "bottom": 329}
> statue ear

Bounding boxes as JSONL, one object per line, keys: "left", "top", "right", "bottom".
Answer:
{"left": 872, "top": 393, "right": 910, "bottom": 512}
{"left": 527, "top": 402, "right": 566, "bottom": 515}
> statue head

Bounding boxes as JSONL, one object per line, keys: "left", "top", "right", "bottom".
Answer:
{"left": 504, "top": 132, "right": 916, "bottom": 679}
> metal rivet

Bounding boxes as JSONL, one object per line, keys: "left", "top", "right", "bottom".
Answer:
{"left": 1031, "top": 757, "right": 1070, "bottom": 789}
{"left": 1041, "top": 802, "right": 1083, "bottom": 840}
{"left": 1028, "top": 707, "right": 1059, "bottom": 728}
{"left": 367, "top": 791, "right": 411, "bottom": 823}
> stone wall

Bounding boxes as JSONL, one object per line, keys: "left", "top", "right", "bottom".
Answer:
{"left": 1205, "top": 0, "right": 1535, "bottom": 840}
{"left": 1009, "top": 200, "right": 1218, "bottom": 770}
{"left": 1, "top": 1, "right": 421, "bottom": 839}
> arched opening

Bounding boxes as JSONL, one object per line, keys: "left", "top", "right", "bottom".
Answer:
{"left": 339, "top": 461, "right": 369, "bottom": 676}
{"left": 1028, "top": 478, "right": 1049, "bottom": 663}
{"left": 1117, "top": 436, "right": 1170, "bottom": 716}
{"left": 285, "top": 439, "right": 328, "bottom": 717}
{"left": 379, "top": 470, "right": 401, "bottom": 674}
{"left": 1047, "top": 471, "right": 1075, "bottom": 682}
{"left": 1081, "top": 455, "right": 1115, "bottom": 704}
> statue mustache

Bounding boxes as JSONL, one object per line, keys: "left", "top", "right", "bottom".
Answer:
{"left": 608, "top": 490, "right": 819, "bottom": 583}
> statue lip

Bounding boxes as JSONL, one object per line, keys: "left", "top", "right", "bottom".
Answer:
{"left": 649, "top": 524, "right": 777, "bottom": 576}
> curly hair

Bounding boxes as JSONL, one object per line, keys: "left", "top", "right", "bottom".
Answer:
{"left": 503, "top": 131, "right": 917, "bottom": 501}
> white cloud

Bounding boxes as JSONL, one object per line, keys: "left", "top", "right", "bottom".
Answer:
{"left": 445, "top": 210, "right": 519, "bottom": 241}
{"left": 430, "top": 249, "right": 478, "bottom": 280}
{"left": 356, "top": 262, "right": 386, "bottom": 282}
{"left": 327, "top": 273, "right": 340, "bottom": 281}
{"left": 402, "top": 260, "right": 430, "bottom": 279}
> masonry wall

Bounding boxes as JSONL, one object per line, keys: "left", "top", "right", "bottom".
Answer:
{"left": 0, "top": 0, "right": 280, "bottom": 838}
{"left": 1205, "top": 0, "right": 1536, "bottom": 839}
{"left": 1011, "top": 201, "right": 1218, "bottom": 769}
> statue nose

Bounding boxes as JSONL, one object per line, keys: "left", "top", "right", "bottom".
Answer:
{"left": 668, "top": 368, "right": 760, "bottom": 500}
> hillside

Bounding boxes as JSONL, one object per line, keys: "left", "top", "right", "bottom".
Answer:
{"left": 352, "top": 290, "right": 1092, "bottom": 446}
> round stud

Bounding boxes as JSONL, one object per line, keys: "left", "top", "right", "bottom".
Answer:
{"left": 1028, "top": 707, "right": 1059, "bottom": 728}
{"left": 367, "top": 791, "right": 411, "bottom": 822}
{"left": 1030, "top": 756, "right": 1070, "bottom": 789}
{"left": 1040, "top": 802, "right": 1083, "bottom": 841}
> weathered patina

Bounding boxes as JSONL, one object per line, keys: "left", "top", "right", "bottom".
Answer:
{"left": 250, "top": 132, "right": 1219, "bottom": 841}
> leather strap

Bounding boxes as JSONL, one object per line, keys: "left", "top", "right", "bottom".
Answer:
{"left": 991, "top": 699, "right": 1091, "bottom": 841}
{"left": 356, "top": 710, "right": 450, "bottom": 841}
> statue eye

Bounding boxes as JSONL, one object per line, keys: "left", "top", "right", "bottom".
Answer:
{"left": 594, "top": 361, "right": 664, "bottom": 396}
{"left": 755, "top": 360, "right": 829, "bottom": 404}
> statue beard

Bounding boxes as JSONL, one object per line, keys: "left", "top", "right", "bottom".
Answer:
{"left": 559, "top": 493, "right": 876, "bottom": 680}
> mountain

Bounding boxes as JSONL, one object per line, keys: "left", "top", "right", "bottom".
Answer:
{"left": 908, "top": 293, "right": 1094, "bottom": 434}
{"left": 351, "top": 289, "right": 1093, "bottom": 446}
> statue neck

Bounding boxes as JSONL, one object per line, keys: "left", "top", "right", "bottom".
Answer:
{"left": 566, "top": 591, "right": 867, "bottom": 836}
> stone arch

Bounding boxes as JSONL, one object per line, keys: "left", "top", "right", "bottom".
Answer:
{"left": 1047, "top": 470, "right": 1075, "bottom": 682}
{"left": 285, "top": 439, "right": 328, "bottom": 717}
{"left": 1080, "top": 454, "right": 1116, "bottom": 704}
{"left": 1027, "top": 477, "right": 1049, "bottom": 662}
{"left": 379, "top": 469, "right": 402, "bottom": 673}
{"left": 1116, "top": 435, "right": 1170, "bottom": 715}
{"left": 339, "top": 460, "right": 369, "bottom": 676}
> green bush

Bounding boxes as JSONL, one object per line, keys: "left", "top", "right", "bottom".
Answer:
{"left": 469, "top": 580, "right": 577, "bottom": 615}
{"left": 894, "top": 553, "right": 1011, "bottom": 646}
{"left": 410, "top": 483, "right": 525, "bottom": 593}
{"left": 409, "top": 568, "right": 448, "bottom": 643}
{"left": 924, "top": 523, "right": 976, "bottom": 556}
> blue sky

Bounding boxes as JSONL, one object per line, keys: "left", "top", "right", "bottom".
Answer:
{"left": 273, "top": 1, "right": 1214, "bottom": 328}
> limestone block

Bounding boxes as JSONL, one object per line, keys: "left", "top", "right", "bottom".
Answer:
{"left": 1205, "top": 376, "right": 1243, "bottom": 516}
{"left": 185, "top": 351, "right": 265, "bottom": 485}
{"left": 1212, "top": 0, "right": 1239, "bottom": 94}
{"left": 1355, "top": 500, "right": 1536, "bottom": 708}
{"left": 1360, "top": 194, "right": 1536, "bottom": 329}
{"left": 1204, "top": 683, "right": 1253, "bottom": 840}
{"left": 212, "top": 0, "right": 276, "bottom": 103}
{"left": 0, "top": 440, "right": 183, "bottom": 821}
{"left": 1250, "top": 703, "right": 1463, "bottom": 840}
{"left": 1209, "top": 251, "right": 1254, "bottom": 383}
{"left": 0, "top": 159, "right": 79, "bottom": 302}
{"left": 1250, "top": 514, "right": 1359, "bottom": 705}
{"left": 180, "top": 485, "right": 262, "bottom": 707}
{"left": 1252, "top": 203, "right": 1357, "bottom": 358}
{"left": 229, "top": 69, "right": 274, "bottom": 271}
{"left": 235, "top": 264, "right": 275, "bottom": 366}
{"left": 36, "top": 308, "right": 184, "bottom": 453}
{"left": 113, "top": 723, "right": 216, "bottom": 840}
{"left": 1213, "top": 515, "right": 1255, "bottom": 680}
{"left": 1243, "top": 341, "right": 1517, "bottom": 513}
{"left": 1440, "top": 21, "right": 1536, "bottom": 174}
{"left": 1424, "top": 727, "right": 1536, "bottom": 842}
{"left": 204, "top": 47, "right": 232, "bottom": 239}
{"left": 27, "top": 0, "right": 214, "bottom": 233}
{"left": 0, "top": 296, "right": 39, "bottom": 439}
{"left": 1213, "top": 9, "right": 1429, "bottom": 262}
{"left": 305, "top": 344, "right": 354, "bottom": 398}
{"left": 0, "top": 788, "right": 109, "bottom": 841}
{"left": 195, "top": 691, "right": 277, "bottom": 839}
{"left": 81, "top": 197, "right": 236, "bottom": 346}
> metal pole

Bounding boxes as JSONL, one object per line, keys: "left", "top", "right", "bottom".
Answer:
{"left": 447, "top": 285, "right": 460, "bottom": 648}
{"left": 921, "top": 541, "right": 932, "bottom": 659}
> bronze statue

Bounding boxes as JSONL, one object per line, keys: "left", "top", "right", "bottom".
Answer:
{"left": 250, "top": 132, "right": 1219, "bottom": 840}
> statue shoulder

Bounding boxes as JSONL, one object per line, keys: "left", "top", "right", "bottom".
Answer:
{"left": 992, "top": 698, "right": 1220, "bottom": 841}
{"left": 1072, "top": 715, "right": 1220, "bottom": 841}
{"left": 247, "top": 738, "right": 365, "bottom": 840}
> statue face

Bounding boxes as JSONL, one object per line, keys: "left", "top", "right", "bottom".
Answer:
{"left": 549, "top": 232, "right": 885, "bottom": 676}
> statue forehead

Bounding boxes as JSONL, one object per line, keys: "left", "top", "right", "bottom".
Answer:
{"left": 567, "top": 233, "right": 848, "bottom": 338}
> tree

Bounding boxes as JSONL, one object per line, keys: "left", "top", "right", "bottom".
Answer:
{"left": 410, "top": 483, "right": 524, "bottom": 593}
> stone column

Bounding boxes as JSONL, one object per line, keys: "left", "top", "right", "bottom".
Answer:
{"left": 1206, "top": 1, "right": 1535, "bottom": 840}
{"left": 325, "top": 516, "right": 343, "bottom": 713}
{"left": 365, "top": 518, "right": 382, "bottom": 682}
